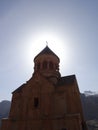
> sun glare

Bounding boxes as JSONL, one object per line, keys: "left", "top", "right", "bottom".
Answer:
{"left": 23, "top": 31, "right": 71, "bottom": 74}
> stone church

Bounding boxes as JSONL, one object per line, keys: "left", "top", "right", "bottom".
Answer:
{"left": 1, "top": 45, "right": 88, "bottom": 130}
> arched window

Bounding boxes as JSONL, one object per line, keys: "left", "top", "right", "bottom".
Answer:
{"left": 49, "top": 61, "right": 53, "bottom": 69}
{"left": 37, "top": 62, "right": 40, "bottom": 70}
{"left": 55, "top": 64, "right": 59, "bottom": 71}
{"left": 43, "top": 61, "right": 47, "bottom": 69}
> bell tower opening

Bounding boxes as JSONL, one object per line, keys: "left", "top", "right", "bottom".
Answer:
{"left": 43, "top": 61, "right": 48, "bottom": 69}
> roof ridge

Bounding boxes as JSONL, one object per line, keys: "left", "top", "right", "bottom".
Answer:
{"left": 34, "top": 46, "right": 59, "bottom": 61}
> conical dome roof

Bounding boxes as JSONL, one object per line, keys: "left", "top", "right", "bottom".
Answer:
{"left": 34, "top": 45, "right": 60, "bottom": 61}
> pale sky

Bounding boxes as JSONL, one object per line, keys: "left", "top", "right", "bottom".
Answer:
{"left": 0, "top": 0, "right": 98, "bottom": 101}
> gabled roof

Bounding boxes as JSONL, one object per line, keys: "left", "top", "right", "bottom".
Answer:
{"left": 57, "top": 75, "right": 76, "bottom": 86}
{"left": 34, "top": 45, "right": 60, "bottom": 61}
{"left": 12, "top": 84, "right": 26, "bottom": 94}
{"left": 12, "top": 75, "right": 76, "bottom": 94}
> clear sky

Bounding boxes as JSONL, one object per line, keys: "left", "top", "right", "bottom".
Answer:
{"left": 0, "top": 0, "right": 98, "bottom": 101}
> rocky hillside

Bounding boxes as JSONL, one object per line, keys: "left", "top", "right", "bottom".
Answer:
{"left": 0, "top": 100, "right": 11, "bottom": 126}
{"left": 81, "top": 93, "right": 98, "bottom": 130}
{"left": 81, "top": 93, "right": 98, "bottom": 120}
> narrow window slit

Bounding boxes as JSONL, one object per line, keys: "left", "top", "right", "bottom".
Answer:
{"left": 34, "top": 97, "right": 39, "bottom": 108}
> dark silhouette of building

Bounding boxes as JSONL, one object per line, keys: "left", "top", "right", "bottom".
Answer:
{"left": 1, "top": 45, "right": 88, "bottom": 130}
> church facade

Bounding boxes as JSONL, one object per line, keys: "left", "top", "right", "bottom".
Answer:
{"left": 1, "top": 46, "right": 88, "bottom": 130}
